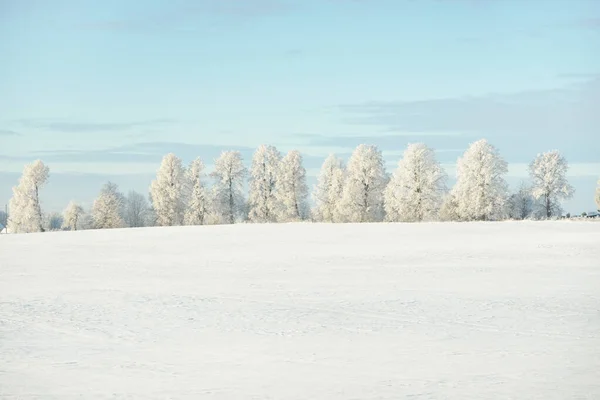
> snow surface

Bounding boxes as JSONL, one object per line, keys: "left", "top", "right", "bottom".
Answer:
{"left": 1, "top": 221, "right": 599, "bottom": 399}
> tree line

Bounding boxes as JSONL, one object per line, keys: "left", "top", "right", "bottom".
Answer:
{"left": 4, "top": 139, "right": 600, "bottom": 233}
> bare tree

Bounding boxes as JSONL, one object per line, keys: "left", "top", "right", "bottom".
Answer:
{"left": 124, "top": 190, "right": 150, "bottom": 228}
{"left": 45, "top": 212, "right": 64, "bottom": 231}
{"left": 507, "top": 182, "right": 535, "bottom": 220}
{"left": 0, "top": 210, "right": 7, "bottom": 233}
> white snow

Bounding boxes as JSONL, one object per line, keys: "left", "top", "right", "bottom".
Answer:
{"left": 1, "top": 221, "right": 599, "bottom": 399}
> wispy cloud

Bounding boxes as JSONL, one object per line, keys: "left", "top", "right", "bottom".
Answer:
{"left": 15, "top": 118, "right": 175, "bottom": 133}
{"left": 337, "top": 77, "right": 600, "bottom": 162}
{"left": 570, "top": 17, "right": 600, "bottom": 30}
{"left": 0, "top": 129, "right": 20, "bottom": 136}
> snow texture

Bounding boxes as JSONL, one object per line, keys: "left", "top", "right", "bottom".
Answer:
{"left": 1, "top": 221, "right": 599, "bottom": 399}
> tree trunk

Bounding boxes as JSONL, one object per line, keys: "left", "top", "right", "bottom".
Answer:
{"left": 228, "top": 178, "right": 234, "bottom": 224}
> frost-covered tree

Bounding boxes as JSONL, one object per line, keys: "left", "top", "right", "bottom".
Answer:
{"left": 124, "top": 190, "right": 150, "bottom": 228}
{"left": 339, "top": 144, "right": 386, "bottom": 223}
{"left": 439, "top": 193, "right": 460, "bottom": 222}
{"left": 529, "top": 150, "right": 574, "bottom": 218}
{"left": 184, "top": 157, "right": 209, "bottom": 225}
{"left": 248, "top": 145, "right": 282, "bottom": 223}
{"left": 211, "top": 151, "right": 247, "bottom": 224}
{"left": 92, "top": 182, "right": 125, "bottom": 229}
{"left": 150, "top": 153, "right": 185, "bottom": 226}
{"left": 596, "top": 178, "right": 600, "bottom": 210}
{"left": 62, "top": 201, "right": 84, "bottom": 231}
{"left": 451, "top": 139, "right": 509, "bottom": 221}
{"left": 384, "top": 143, "right": 447, "bottom": 222}
{"left": 312, "top": 154, "right": 345, "bottom": 222}
{"left": 507, "top": 182, "right": 536, "bottom": 220}
{"left": 8, "top": 160, "right": 50, "bottom": 233}
{"left": 275, "top": 150, "right": 309, "bottom": 221}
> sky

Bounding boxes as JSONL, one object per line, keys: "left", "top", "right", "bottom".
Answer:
{"left": 1, "top": 0, "right": 599, "bottom": 214}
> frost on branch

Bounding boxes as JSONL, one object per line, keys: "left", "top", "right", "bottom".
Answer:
{"left": 339, "top": 144, "right": 386, "bottom": 223}
{"left": 210, "top": 151, "right": 247, "bottom": 224}
{"left": 63, "top": 201, "right": 84, "bottom": 231}
{"left": 384, "top": 143, "right": 447, "bottom": 222}
{"left": 275, "top": 150, "right": 309, "bottom": 222}
{"left": 92, "top": 182, "right": 125, "bottom": 229}
{"left": 150, "top": 153, "right": 185, "bottom": 226}
{"left": 248, "top": 145, "right": 282, "bottom": 223}
{"left": 452, "top": 139, "right": 509, "bottom": 221}
{"left": 312, "top": 154, "right": 345, "bottom": 223}
{"left": 184, "top": 157, "right": 209, "bottom": 225}
{"left": 529, "top": 150, "right": 574, "bottom": 218}
{"left": 8, "top": 160, "right": 49, "bottom": 233}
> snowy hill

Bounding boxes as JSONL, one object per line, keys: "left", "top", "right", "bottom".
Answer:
{"left": 1, "top": 221, "right": 599, "bottom": 399}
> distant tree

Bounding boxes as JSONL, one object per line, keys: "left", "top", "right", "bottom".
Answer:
{"left": 529, "top": 150, "right": 574, "bottom": 219}
{"left": 45, "top": 212, "right": 64, "bottom": 231}
{"left": 8, "top": 160, "right": 50, "bottom": 233}
{"left": 124, "top": 190, "right": 150, "bottom": 228}
{"left": 312, "top": 154, "right": 345, "bottom": 222}
{"left": 184, "top": 157, "right": 209, "bottom": 225}
{"left": 339, "top": 144, "right": 386, "bottom": 222}
{"left": 150, "top": 153, "right": 185, "bottom": 226}
{"left": 596, "top": 178, "right": 600, "bottom": 210}
{"left": 582, "top": 212, "right": 587, "bottom": 217}
{"left": 92, "top": 182, "right": 125, "bottom": 229}
{"left": 439, "top": 193, "right": 460, "bottom": 222}
{"left": 211, "top": 151, "right": 247, "bottom": 224}
{"left": 62, "top": 201, "right": 84, "bottom": 231}
{"left": 78, "top": 212, "right": 95, "bottom": 230}
{"left": 275, "top": 150, "right": 309, "bottom": 222}
{"left": 452, "top": 139, "right": 509, "bottom": 221}
{"left": 384, "top": 143, "right": 447, "bottom": 222}
{"left": 248, "top": 145, "right": 282, "bottom": 223}
{"left": 507, "top": 181, "right": 536, "bottom": 220}
{"left": 0, "top": 210, "right": 7, "bottom": 231}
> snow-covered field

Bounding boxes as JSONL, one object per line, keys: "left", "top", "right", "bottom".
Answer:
{"left": 1, "top": 221, "right": 599, "bottom": 399}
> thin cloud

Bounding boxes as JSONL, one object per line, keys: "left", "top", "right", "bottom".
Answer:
{"left": 0, "top": 129, "right": 20, "bottom": 136}
{"left": 16, "top": 119, "right": 176, "bottom": 133}
{"left": 337, "top": 77, "right": 600, "bottom": 163}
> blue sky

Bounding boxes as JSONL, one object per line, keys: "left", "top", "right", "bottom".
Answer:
{"left": 1, "top": 0, "right": 599, "bottom": 213}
